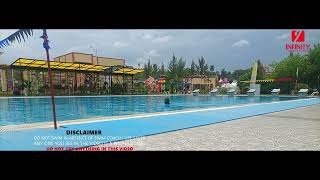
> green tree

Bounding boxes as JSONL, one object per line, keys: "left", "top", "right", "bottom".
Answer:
{"left": 231, "top": 69, "right": 250, "bottom": 81}
{"left": 215, "top": 71, "right": 220, "bottom": 77}
{"left": 220, "top": 68, "right": 228, "bottom": 78}
{"left": 209, "top": 65, "right": 215, "bottom": 75}
{"left": 184, "top": 67, "right": 191, "bottom": 76}
{"left": 111, "top": 84, "right": 125, "bottom": 95}
{"left": 166, "top": 54, "right": 187, "bottom": 93}
{"left": 256, "top": 59, "right": 266, "bottom": 80}
{"left": 305, "top": 44, "right": 320, "bottom": 89}
{"left": 159, "top": 63, "right": 165, "bottom": 76}
{"left": 238, "top": 71, "right": 251, "bottom": 93}
{"left": 167, "top": 54, "right": 178, "bottom": 79}
{"left": 271, "top": 54, "right": 308, "bottom": 81}
{"left": 269, "top": 54, "right": 309, "bottom": 94}
{"left": 196, "top": 56, "right": 209, "bottom": 75}
{"left": 177, "top": 57, "right": 187, "bottom": 80}
{"left": 143, "top": 59, "right": 152, "bottom": 78}
{"left": 190, "top": 60, "right": 196, "bottom": 75}
{"left": 152, "top": 64, "right": 159, "bottom": 78}
{"left": 210, "top": 65, "right": 215, "bottom": 72}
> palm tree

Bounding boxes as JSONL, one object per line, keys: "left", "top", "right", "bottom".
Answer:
{"left": 0, "top": 29, "right": 33, "bottom": 48}
{"left": 143, "top": 59, "right": 153, "bottom": 78}
{"left": 0, "top": 29, "right": 58, "bottom": 129}
{"left": 196, "top": 56, "right": 209, "bottom": 75}
{"left": 190, "top": 60, "right": 196, "bottom": 75}
{"left": 159, "top": 63, "right": 165, "bottom": 76}
{"left": 220, "top": 68, "right": 228, "bottom": 78}
{"left": 152, "top": 64, "right": 159, "bottom": 78}
{"left": 210, "top": 65, "right": 215, "bottom": 76}
{"left": 166, "top": 54, "right": 187, "bottom": 93}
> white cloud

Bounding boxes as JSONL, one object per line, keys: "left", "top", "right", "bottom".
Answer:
{"left": 65, "top": 45, "right": 91, "bottom": 53}
{"left": 232, "top": 40, "right": 249, "bottom": 48}
{"left": 146, "top": 49, "right": 160, "bottom": 57}
{"left": 141, "top": 33, "right": 153, "bottom": 40}
{"left": 112, "top": 41, "right": 129, "bottom": 48}
{"left": 136, "top": 57, "right": 145, "bottom": 64}
{"left": 276, "top": 33, "right": 290, "bottom": 40}
{"left": 136, "top": 49, "right": 160, "bottom": 64}
{"left": 152, "top": 35, "right": 172, "bottom": 43}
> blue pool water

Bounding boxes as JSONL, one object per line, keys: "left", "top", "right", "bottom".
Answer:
{"left": 0, "top": 95, "right": 299, "bottom": 126}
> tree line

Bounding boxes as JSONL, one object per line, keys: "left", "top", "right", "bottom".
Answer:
{"left": 139, "top": 54, "right": 254, "bottom": 85}
{"left": 139, "top": 55, "right": 233, "bottom": 80}
{"left": 237, "top": 44, "right": 320, "bottom": 94}
{"left": 137, "top": 44, "right": 320, "bottom": 94}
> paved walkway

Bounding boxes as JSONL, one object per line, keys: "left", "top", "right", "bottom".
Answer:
{"left": 97, "top": 104, "right": 320, "bottom": 150}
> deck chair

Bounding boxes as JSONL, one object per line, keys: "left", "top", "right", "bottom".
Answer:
{"left": 209, "top": 89, "right": 218, "bottom": 96}
{"left": 298, "top": 89, "right": 308, "bottom": 97}
{"left": 247, "top": 89, "right": 256, "bottom": 96}
{"left": 311, "top": 91, "right": 319, "bottom": 97}
{"left": 192, "top": 89, "right": 200, "bottom": 96}
{"left": 227, "top": 89, "right": 236, "bottom": 96}
{"left": 271, "top": 89, "right": 280, "bottom": 96}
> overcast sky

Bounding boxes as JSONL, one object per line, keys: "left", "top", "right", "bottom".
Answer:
{"left": 0, "top": 29, "right": 319, "bottom": 71}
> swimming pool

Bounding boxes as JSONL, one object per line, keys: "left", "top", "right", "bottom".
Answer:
{"left": 0, "top": 95, "right": 300, "bottom": 126}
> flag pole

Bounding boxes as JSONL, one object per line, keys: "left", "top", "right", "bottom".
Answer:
{"left": 318, "top": 74, "right": 320, "bottom": 91}
{"left": 41, "top": 29, "right": 57, "bottom": 129}
{"left": 296, "top": 67, "right": 299, "bottom": 85}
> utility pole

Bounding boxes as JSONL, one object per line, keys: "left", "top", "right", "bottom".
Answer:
{"left": 41, "top": 29, "right": 57, "bottom": 130}
{"left": 296, "top": 67, "right": 299, "bottom": 85}
{"left": 318, "top": 74, "right": 320, "bottom": 91}
{"left": 90, "top": 46, "right": 98, "bottom": 64}
{"left": 11, "top": 69, "right": 14, "bottom": 92}
{"left": 90, "top": 46, "right": 98, "bottom": 93}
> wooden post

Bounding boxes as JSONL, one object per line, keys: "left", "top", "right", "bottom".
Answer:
{"left": 46, "top": 48, "right": 57, "bottom": 129}
{"left": 41, "top": 29, "right": 57, "bottom": 130}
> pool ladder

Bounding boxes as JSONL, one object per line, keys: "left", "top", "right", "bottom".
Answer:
{"left": 164, "top": 91, "right": 170, "bottom": 104}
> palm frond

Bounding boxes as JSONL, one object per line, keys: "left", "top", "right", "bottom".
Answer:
{"left": 0, "top": 29, "right": 34, "bottom": 49}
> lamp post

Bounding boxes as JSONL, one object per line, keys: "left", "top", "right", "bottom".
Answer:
{"left": 40, "top": 29, "right": 57, "bottom": 129}
{"left": 90, "top": 46, "right": 98, "bottom": 63}
{"left": 90, "top": 46, "right": 98, "bottom": 92}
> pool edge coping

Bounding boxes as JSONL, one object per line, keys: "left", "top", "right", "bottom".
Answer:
{"left": 0, "top": 94, "right": 307, "bottom": 99}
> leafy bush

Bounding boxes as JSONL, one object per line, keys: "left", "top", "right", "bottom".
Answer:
{"left": 200, "top": 85, "right": 208, "bottom": 94}
{"left": 239, "top": 83, "right": 250, "bottom": 94}
{"left": 260, "top": 82, "right": 295, "bottom": 95}
{"left": 0, "top": 91, "right": 13, "bottom": 96}
{"left": 218, "top": 87, "right": 228, "bottom": 94}
{"left": 293, "top": 83, "right": 309, "bottom": 94}
{"left": 38, "top": 85, "right": 49, "bottom": 94}
{"left": 111, "top": 84, "right": 125, "bottom": 95}
{"left": 136, "top": 84, "right": 148, "bottom": 94}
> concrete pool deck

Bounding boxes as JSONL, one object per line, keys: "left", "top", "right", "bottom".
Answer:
{"left": 98, "top": 104, "right": 320, "bottom": 150}
{"left": 0, "top": 98, "right": 319, "bottom": 150}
